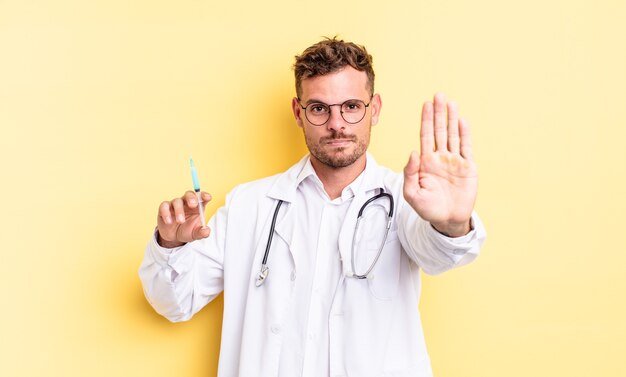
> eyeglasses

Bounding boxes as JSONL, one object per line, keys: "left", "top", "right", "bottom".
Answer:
{"left": 298, "top": 98, "right": 371, "bottom": 126}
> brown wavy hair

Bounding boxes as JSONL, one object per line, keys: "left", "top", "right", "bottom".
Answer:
{"left": 293, "top": 37, "right": 375, "bottom": 98}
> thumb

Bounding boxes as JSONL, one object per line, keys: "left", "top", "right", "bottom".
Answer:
{"left": 403, "top": 151, "right": 421, "bottom": 188}
{"left": 201, "top": 191, "right": 212, "bottom": 208}
{"left": 192, "top": 225, "right": 212, "bottom": 241}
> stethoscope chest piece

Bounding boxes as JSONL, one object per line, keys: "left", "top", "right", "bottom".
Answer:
{"left": 256, "top": 265, "right": 269, "bottom": 287}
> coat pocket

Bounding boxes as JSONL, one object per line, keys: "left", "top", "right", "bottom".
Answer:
{"left": 366, "top": 230, "right": 402, "bottom": 301}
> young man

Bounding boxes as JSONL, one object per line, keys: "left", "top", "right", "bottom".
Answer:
{"left": 140, "top": 38, "right": 486, "bottom": 377}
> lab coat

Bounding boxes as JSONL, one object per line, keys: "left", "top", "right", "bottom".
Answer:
{"left": 139, "top": 154, "right": 486, "bottom": 377}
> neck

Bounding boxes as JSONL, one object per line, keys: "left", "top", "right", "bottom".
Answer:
{"left": 309, "top": 155, "right": 367, "bottom": 200}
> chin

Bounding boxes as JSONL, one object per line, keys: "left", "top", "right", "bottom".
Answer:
{"left": 317, "top": 151, "right": 364, "bottom": 168}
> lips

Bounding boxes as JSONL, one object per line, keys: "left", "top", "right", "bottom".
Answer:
{"left": 321, "top": 134, "right": 356, "bottom": 147}
{"left": 325, "top": 139, "right": 353, "bottom": 146}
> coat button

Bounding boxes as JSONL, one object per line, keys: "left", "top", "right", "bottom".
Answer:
{"left": 270, "top": 325, "right": 281, "bottom": 335}
{"left": 452, "top": 248, "right": 465, "bottom": 255}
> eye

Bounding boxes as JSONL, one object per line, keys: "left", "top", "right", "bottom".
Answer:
{"left": 308, "top": 103, "right": 329, "bottom": 114}
{"left": 343, "top": 100, "right": 363, "bottom": 112}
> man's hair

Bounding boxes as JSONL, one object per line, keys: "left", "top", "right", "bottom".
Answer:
{"left": 293, "top": 37, "right": 375, "bottom": 98}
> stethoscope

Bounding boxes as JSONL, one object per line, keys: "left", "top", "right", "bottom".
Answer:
{"left": 255, "top": 189, "right": 394, "bottom": 287}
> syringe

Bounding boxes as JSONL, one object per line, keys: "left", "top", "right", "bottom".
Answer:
{"left": 189, "top": 157, "right": 206, "bottom": 227}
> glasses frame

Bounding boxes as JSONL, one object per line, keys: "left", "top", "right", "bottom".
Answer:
{"left": 298, "top": 97, "right": 372, "bottom": 126}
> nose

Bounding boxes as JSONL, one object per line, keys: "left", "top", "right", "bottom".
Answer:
{"left": 326, "top": 105, "right": 345, "bottom": 132}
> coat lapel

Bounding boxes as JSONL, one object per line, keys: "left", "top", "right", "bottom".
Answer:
{"left": 338, "top": 190, "right": 367, "bottom": 277}
{"left": 263, "top": 155, "right": 309, "bottom": 272}
{"left": 337, "top": 154, "right": 387, "bottom": 277}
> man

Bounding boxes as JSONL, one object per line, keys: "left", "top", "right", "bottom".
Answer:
{"left": 140, "top": 37, "right": 486, "bottom": 377}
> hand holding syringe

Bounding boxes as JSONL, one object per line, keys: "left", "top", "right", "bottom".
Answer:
{"left": 156, "top": 158, "right": 212, "bottom": 248}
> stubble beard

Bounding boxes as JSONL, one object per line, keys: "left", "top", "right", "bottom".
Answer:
{"left": 304, "top": 128, "right": 370, "bottom": 169}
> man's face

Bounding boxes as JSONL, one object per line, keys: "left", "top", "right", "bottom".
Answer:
{"left": 292, "top": 66, "right": 381, "bottom": 169}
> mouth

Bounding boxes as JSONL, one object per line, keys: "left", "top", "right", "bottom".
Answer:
{"left": 325, "top": 139, "right": 353, "bottom": 147}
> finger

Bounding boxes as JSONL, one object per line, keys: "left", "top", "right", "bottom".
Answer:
{"left": 403, "top": 150, "right": 421, "bottom": 189}
{"left": 192, "top": 225, "right": 211, "bottom": 241}
{"left": 201, "top": 191, "right": 212, "bottom": 204}
{"left": 420, "top": 101, "right": 434, "bottom": 154}
{"left": 184, "top": 190, "right": 198, "bottom": 208}
{"left": 447, "top": 101, "right": 460, "bottom": 154}
{"left": 433, "top": 92, "right": 447, "bottom": 152}
{"left": 459, "top": 118, "right": 474, "bottom": 161}
{"left": 158, "top": 201, "right": 173, "bottom": 225}
{"left": 171, "top": 197, "right": 186, "bottom": 223}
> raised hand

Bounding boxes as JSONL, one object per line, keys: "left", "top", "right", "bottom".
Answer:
{"left": 403, "top": 93, "right": 478, "bottom": 237}
{"left": 157, "top": 191, "right": 212, "bottom": 248}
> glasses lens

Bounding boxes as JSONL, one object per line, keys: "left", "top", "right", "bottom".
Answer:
{"left": 341, "top": 100, "right": 367, "bottom": 124}
{"left": 305, "top": 103, "right": 331, "bottom": 126}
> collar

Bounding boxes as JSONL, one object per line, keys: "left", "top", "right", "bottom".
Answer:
{"left": 295, "top": 156, "right": 320, "bottom": 187}
{"left": 267, "top": 153, "right": 386, "bottom": 203}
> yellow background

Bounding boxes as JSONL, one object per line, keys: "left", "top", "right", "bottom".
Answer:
{"left": 1, "top": 0, "right": 625, "bottom": 376}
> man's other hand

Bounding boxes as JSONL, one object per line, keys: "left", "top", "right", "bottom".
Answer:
{"left": 403, "top": 93, "right": 478, "bottom": 237}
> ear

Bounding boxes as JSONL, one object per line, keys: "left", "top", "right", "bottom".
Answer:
{"left": 292, "top": 97, "right": 304, "bottom": 128}
{"left": 370, "top": 93, "right": 382, "bottom": 126}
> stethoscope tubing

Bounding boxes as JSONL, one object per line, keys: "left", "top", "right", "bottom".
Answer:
{"left": 262, "top": 200, "right": 284, "bottom": 265}
{"left": 256, "top": 189, "right": 394, "bottom": 286}
{"left": 255, "top": 199, "right": 284, "bottom": 287}
{"left": 351, "top": 191, "right": 394, "bottom": 279}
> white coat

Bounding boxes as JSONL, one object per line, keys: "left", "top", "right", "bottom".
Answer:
{"left": 139, "top": 154, "right": 486, "bottom": 377}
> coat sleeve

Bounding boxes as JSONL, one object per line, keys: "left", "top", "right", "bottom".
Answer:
{"left": 138, "top": 192, "right": 234, "bottom": 322}
{"left": 397, "top": 200, "right": 487, "bottom": 275}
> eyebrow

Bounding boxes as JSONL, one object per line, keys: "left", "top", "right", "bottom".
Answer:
{"left": 301, "top": 98, "right": 364, "bottom": 106}
{"left": 301, "top": 98, "right": 327, "bottom": 106}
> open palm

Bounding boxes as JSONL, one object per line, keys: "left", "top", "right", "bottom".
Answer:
{"left": 403, "top": 93, "right": 477, "bottom": 237}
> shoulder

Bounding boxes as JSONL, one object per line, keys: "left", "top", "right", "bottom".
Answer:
{"left": 224, "top": 172, "right": 282, "bottom": 211}
{"left": 229, "top": 173, "right": 282, "bottom": 200}
{"left": 225, "top": 155, "right": 309, "bottom": 205}
{"left": 365, "top": 154, "right": 404, "bottom": 193}
{"left": 376, "top": 164, "right": 402, "bottom": 181}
